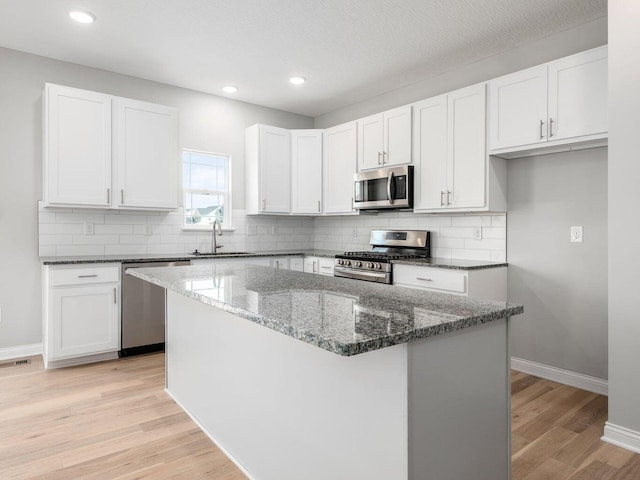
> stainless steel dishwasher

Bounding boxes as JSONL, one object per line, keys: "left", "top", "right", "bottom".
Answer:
{"left": 120, "top": 260, "right": 189, "bottom": 357}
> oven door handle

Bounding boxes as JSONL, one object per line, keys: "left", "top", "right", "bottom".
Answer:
{"left": 387, "top": 172, "right": 394, "bottom": 204}
{"left": 334, "top": 266, "right": 390, "bottom": 282}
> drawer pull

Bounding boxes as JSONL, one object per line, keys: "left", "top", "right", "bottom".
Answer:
{"left": 321, "top": 266, "right": 332, "bottom": 269}
{"left": 78, "top": 274, "right": 98, "bottom": 278}
{"left": 416, "top": 277, "right": 433, "bottom": 282}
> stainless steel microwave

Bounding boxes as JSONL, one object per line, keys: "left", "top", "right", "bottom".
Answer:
{"left": 354, "top": 165, "right": 413, "bottom": 210}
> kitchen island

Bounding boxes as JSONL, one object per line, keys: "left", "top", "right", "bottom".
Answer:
{"left": 129, "top": 264, "right": 523, "bottom": 480}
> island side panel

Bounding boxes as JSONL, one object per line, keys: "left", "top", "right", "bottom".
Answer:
{"left": 166, "top": 290, "right": 409, "bottom": 480}
{"left": 407, "top": 318, "right": 510, "bottom": 480}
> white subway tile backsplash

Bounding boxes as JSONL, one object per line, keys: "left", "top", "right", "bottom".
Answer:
{"left": 95, "top": 224, "right": 134, "bottom": 235}
{"left": 39, "top": 223, "right": 84, "bottom": 235}
{"left": 105, "top": 245, "right": 147, "bottom": 255}
{"left": 491, "top": 251, "right": 507, "bottom": 262}
{"left": 39, "top": 234, "right": 73, "bottom": 245}
{"left": 38, "top": 202, "right": 506, "bottom": 263}
{"left": 57, "top": 245, "right": 106, "bottom": 256}
{"left": 72, "top": 234, "right": 120, "bottom": 245}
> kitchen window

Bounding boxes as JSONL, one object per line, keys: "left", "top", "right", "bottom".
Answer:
{"left": 182, "top": 149, "right": 232, "bottom": 229}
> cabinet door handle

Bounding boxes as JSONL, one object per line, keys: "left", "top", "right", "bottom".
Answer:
{"left": 78, "top": 274, "right": 98, "bottom": 278}
{"left": 549, "top": 118, "right": 554, "bottom": 138}
{"left": 120, "top": 189, "right": 124, "bottom": 204}
{"left": 446, "top": 190, "right": 452, "bottom": 206}
{"left": 317, "top": 200, "right": 321, "bottom": 213}
{"left": 440, "top": 191, "right": 445, "bottom": 206}
{"left": 416, "top": 277, "right": 433, "bottom": 282}
{"left": 351, "top": 196, "right": 354, "bottom": 211}
{"left": 113, "top": 287, "right": 117, "bottom": 304}
{"left": 539, "top": 120, "right": 544, "bottom": 140}
{"left": 107, "top": 188, "right": 110, "bottom": 203}
{"left": 262, "top": 199, "right": 266, "bottom": 210}
{"left": 377, "top": 152, "right": 382, "bottom": 165}
{"left": 383, "top": 151, "right": 387, "bottom": 164}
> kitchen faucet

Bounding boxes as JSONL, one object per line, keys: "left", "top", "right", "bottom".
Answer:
{"left": 211, "top": 219, "right": 223, "bottom": 253}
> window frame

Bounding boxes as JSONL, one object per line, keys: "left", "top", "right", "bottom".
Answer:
{"left": 181, "top": 148, "right": 233, "bottom": 231}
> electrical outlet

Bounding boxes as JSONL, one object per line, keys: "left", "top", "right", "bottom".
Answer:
{"left": 472, "top": 227, "right": 482, "bottom": 241}
{"left": 570, "top": 226, "right": 583, "bottom": 243}
{"left": 83, "top": 222, "right": 94, "bottom": 235}
{"left": 143, "top": 224, "right": 152, "bottom": 235}
{"left": 353, "top": 228, "right": 358, "bottom": 238}
{"left": 246, "top": 225, "right": 257, "bottom": 236}
{"left": 271, "top": 226, "right": 277, "bottom": 235}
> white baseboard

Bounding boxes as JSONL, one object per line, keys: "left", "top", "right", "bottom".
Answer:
{"left": 165, "top": 389, "right": 255, "bottom": 480}
{"left": 0, "top": 343, "right": 42, "bottom": 361}
{"left": 602, "top": 422, "right": 640, "bottom": 454}
{"left": 511, "top": 356, "right": 608, "bottom": 396}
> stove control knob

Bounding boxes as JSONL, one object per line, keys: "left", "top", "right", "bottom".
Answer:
{"left": 344, "top": 260, "right": 351, "bottom": 267}
{"left": 366, "top": 262, "right": 373, "bottom": 269}
{"left": 375, "top": 263, "right": 382, "bottom": 270}
{"left": 337, "top": 259, "right": 344, "bottom": 265}
{"left": 354, "top": 261, "right": 361, "bottom": 268}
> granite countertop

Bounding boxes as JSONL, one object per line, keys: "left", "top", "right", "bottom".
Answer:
{"left": 40, "top": 250, "right": 507, "bottom": 270}
{"left": 391, "top": 257, "right": 508, "bottom": 270}
{"left": 128, "top": 264, "right": 523, "bottom": 356}
{"left": 39, "top": 249, "right": 341, "bottom": 265}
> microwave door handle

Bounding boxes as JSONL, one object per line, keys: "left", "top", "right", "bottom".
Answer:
{"left": 387, "top": 172, "right": 394, "bottom": 204}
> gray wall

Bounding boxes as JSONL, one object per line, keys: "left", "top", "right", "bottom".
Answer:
{"left": 607, "top": 0, "right": 640, "bottom": 434}
{"left": 0, "top": 47, "right": 312, "bottom": 350}
{"left": 507, "top": 148, "right": 608, "bottom": 380}
{"left": 314, "top": 17, "right": 607, "bottom": 128}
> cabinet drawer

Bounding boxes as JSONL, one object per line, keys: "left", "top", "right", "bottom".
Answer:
{"left": 50, "top": 265, "right": 120, "bottom": 286}
{"left": 318, "top": 258, "right": 335, "bottom": 276}
{"left": 393, "top": 265, "right": 467, "bottom": 294}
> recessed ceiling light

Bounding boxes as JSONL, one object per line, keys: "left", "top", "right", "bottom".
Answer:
{"left": 289, "top": 76, "right": 306, "bottom": 85}
{"left": 69, "top": 10, "right": 96, "bottom": 24}
{"left": 222, "top": 86, "right": 238, "bottom": 93}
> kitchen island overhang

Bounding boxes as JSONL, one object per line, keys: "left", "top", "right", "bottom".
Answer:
{"left": 129, "top": 264, "right": 523, "bottom": 480}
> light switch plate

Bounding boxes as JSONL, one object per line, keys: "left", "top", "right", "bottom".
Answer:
{"left": 83, "top": 222, "right": 94, "bottom": 235}
{"left": 473, "top": 227, "right": 482, "bottom": 241}
{"left": 143, "top": 224, "right": 152, "bottom": 235}
{"left": 570, "top": 226, "right": 583, "bottom": 243}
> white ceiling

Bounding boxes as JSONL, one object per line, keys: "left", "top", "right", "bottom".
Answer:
{"left": 0, "top": 0, "right": 606, "bottom": 117}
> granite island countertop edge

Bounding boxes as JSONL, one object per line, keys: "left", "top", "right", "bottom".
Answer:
{"left": 127, "top": 267, "right": 523, "bottom": 357}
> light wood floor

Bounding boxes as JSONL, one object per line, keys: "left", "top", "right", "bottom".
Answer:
{"left": 1, "top": 355, "right": 638, "bottom": 479}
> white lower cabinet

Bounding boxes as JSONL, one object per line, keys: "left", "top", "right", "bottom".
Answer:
{"left": 393, "top": 264, "right": 507, "bottom": 301}
{"left": 304, "top": 256, "right": 334, "bottom": 276}
{"left": 43, "top": 264, "right": 120, "bottom": 368}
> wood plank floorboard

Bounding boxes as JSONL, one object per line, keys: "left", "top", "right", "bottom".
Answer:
{"left": 1, "top": 354, "right": 638, "bottom": 479}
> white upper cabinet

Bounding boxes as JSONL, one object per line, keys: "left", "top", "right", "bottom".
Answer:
{"left": 547, "top": 47, "right": 608, "bottom": 141}
{"left": 489, "top": 46, "right": 608, "bottom": 156}
{"left": 43, "top": 83, "right": 179, "bottom": 210}
{"left": 357, "top": 105, "right": 412, "bottom": 171}
{"left": 414, "top": 83, "right": 505, "bottom": 213}
{"left": 44, "top": 84, "right": 112, "bottom": 207}
{"left": 323, "top": 121, "right": 358, "bottom": 215}
{"left": 489, "top": 65, "right": 548, "bottom": 150}
{"left": 245, "top": 124, "right": 291, "bottom": 214}
{"left": 291, "top": 129, "right": 323, "bottom": 215}
{"left": 413, "top": 95, "right": 448, "bottom": 210}
{"left": 115, "top": 98, "right": 178, "bottom": 209}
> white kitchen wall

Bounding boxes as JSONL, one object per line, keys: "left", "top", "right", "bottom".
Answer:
{"left": 37, "top": 202, "right": 314, "bottom": 256}
{"left": 314, "top": 212, "right": 506, "bottom": 261}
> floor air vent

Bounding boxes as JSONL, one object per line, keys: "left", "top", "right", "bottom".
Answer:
{"left": 0, "top": 358, "right": 32, "bottom": 368}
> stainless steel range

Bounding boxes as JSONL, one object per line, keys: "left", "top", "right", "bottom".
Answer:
{"left": 334, "top": 230, "right": 430, "bottom": 284}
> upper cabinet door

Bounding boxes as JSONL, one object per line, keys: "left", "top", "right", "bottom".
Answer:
{"left": 44, "top": 84, "right": 112, "bottom": 207}
{"left": 260, "top": 125, "right": 291, "bottom": 213}
{"left": 489, "top": 65, "right": 548, "bottom": 150}
{"left": 548, "top": 46, "right": 608, "bottom": 142}
{"left": 115, "top": 98, "right": 178, "bottom": 209}
{"left": 412, "top": 95, "right": 448, "bottom": 211}
{"left": 383, "top": 105, "right": 412, "bottom": 167}
{"left": 291, "top": 130, "right": 323, "bottom": 215}
{"left": 324, "top": 122, "right": 357, "bottom": 215}
{"left": 357, "top": 113, "right": 384, "bottom": 171}
{"left": 448, "top": 84, "right": 486, "bottom": 209}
